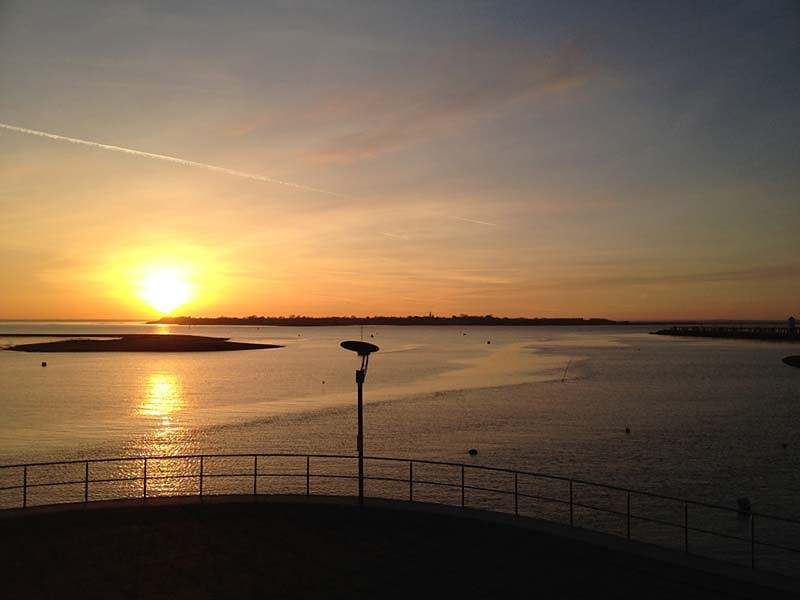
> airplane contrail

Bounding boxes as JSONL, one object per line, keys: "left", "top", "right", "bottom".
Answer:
{"left": 0, "top": 121, "right": 344, "bottom": 197}
{"left": 448, "top": 215, "right": 499, "bottom": 227}
{"left": 380, "top": 231, "right": 410, "bottom": 240}
{"left": 1, "top": 121, "right": 502, "bottom": 232}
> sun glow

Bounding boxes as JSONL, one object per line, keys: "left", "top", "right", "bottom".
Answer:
{"left": 102, "top": 246, "right": 222, "bottom": 317}
{"left": 138, "top": 266, "right": 194, "bottom": 314}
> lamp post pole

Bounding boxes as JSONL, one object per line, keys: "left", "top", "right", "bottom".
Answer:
{"left": 356, "top": 367, "right": 365, "bottom": 507}
{"left": 340, "top": 340, "right": 379, "bottom": 509}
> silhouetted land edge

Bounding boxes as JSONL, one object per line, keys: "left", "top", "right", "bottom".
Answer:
{"left": 150, "top": 315, "right": 625, "bottom": 326}
{"left": 783, "top": 356, "right": 800, "bottom": 368}
{"left": 5, "top": 334, "right": 281, "bottom": 352}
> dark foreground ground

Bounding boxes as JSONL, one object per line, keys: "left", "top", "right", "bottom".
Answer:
{"left": 0, "top": 496, "right": 795, "bottom": 600}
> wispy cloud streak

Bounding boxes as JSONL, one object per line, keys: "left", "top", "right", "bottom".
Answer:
{"left": 309, "top": 40, "right": 588, "bottom": 163}
{"left": 0, "top": 122, "right": 344, "bottom": 197}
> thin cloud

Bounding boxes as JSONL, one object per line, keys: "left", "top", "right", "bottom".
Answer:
{"left": 309, "top": 40, "right": 588, "bottom": 163}
{"left": 548, "top": 264, "right": 800, "bottom": 289}
{"left": 614, "top": 264, "right": 800, "bottom": 286}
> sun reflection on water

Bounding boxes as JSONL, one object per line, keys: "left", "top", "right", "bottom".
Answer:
{"left": 129, "top": 372, "right": 200, "bottom": 495}
{"left": 139, "top": 373, "right": 183, "bottom": 423}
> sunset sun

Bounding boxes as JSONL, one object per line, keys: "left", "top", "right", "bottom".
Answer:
{"left": 138, "top": 266, "right": 194, "bottom": 314}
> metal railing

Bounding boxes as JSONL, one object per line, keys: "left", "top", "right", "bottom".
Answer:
{"left": 1, "top": 453, "right": 798, "bottom": 577}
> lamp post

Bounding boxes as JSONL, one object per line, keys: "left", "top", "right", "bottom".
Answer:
{"left": 340, "top": 340, "right": 379, "bottom": 507}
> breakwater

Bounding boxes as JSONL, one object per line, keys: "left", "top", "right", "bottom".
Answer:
{"left": 653, "top": 326, "right": 798, "bottom": 341}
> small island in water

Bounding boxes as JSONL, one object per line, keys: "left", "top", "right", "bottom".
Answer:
{"left": 4, "top": 334, "right": 282, "bottom": 353}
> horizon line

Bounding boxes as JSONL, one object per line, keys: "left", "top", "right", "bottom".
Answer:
{"left": 0, "top": 315, "right": 793, "bottom": 323}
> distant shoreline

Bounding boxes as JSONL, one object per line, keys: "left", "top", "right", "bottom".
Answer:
{"left": 149, "top": 315, "right": 627, "bottom": 327}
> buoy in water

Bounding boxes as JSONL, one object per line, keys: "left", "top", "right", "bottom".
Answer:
{"left": 468, "top": 448, "right": 478, "bottom": 456}
{"left": 41, "top": 361, "right": 47, "bottom": 367}
{"left": 625, "top": 427, "right": 631, "bottom": 435}
{"left": 487, "top": 340, "right": 491, "bottom": 345}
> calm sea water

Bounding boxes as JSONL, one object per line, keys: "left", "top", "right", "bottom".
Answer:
{"left": 1, "top": 321, "right": 798, "bottom": 567}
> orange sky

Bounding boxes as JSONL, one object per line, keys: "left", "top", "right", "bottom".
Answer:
{"left": 0, "top": 2, "right": 798, "bottom": 321}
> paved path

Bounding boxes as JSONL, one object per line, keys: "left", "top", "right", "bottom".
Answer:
{"left": 0, "top": 495, "right": 796, "bottom": 599}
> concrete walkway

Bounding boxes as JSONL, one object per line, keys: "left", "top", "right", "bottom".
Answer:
{"left": 1, "top": 495, "right": 797, "bottom": 599}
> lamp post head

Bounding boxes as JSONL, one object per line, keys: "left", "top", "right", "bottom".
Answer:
{"left": 340, "top": 340, "right": 380, "bottom": 356}
{"left": 341, "top": 340, "right": 379, "bottom": 375}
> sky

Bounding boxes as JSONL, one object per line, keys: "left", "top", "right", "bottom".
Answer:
{"left": 0, "top": 0, "right": 798, "bottom": 320}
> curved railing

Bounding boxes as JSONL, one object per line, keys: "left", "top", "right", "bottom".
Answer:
{"left": 1, "top": 453, "right": 798, "bottom": 577}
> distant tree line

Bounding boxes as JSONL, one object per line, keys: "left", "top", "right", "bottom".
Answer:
{"left": 150, "top": 315, "right": 624, "bottom": 326}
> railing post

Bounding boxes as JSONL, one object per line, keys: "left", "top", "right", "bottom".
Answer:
{"left": 626, "top": 492, "right": 631, "bottom": 540}
{"left": 514, "top": 472, "right": 518, "bottom": 516}
{"left": 408, "top": 461, "right": 413, "bottom": 502}
{"left": 84, "top": 461, "right": 89, "bottom": 503}
{"left": 22, "top": 465, "right": 27, "bottom": 509}
{"left": 306, "top": 456, "right": 310, "bottom": 496}
{"left": 253, "top": 455, "right": 258, "bottom": 496}
{"left": 569, "top": 480, "right": 574, "bottom": 526}
{"left": 751, "top": 515, "right": 755, "bottom": 569}
{"left": 199, "top": 456, "right": 204, "bottom": 498}
{"left": 143, "top": 458, "right": 148, "bottom": 499}
{"left": 684, "top": 502, "right": 689, "bottom": 553}
{"left": 460, "top": 464, "right": 465, "bottom": 508}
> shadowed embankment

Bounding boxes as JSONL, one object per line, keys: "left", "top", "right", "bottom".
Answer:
{"left": 3, "top": 333, "right": 281, "bottom": 352}
{"left": 0, "top": 496, "right": 796, "bottom": 599}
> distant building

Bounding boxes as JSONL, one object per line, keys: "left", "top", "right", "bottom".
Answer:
{"left": 790, "top": 316, "right": 797, "bottom": 336}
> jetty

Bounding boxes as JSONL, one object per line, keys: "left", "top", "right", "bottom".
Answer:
{"left": 652, "top": 325, "right": 798, "bottom": 342}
